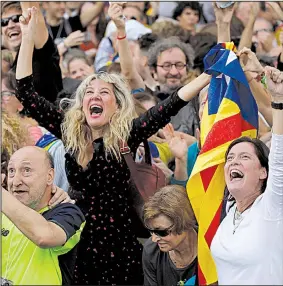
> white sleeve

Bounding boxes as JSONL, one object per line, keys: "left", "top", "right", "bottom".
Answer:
{"left": 263, "top": 133, "right": 283, "bottom": 220}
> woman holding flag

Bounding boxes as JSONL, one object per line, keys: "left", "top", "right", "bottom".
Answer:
{"left": 211, "top": 65, "right": 283, "bottom": 284}
{"left": 14, "top": 6, "right": 212, "bottom": 285}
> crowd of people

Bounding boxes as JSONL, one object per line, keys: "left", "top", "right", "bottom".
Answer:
{"left": 1, "top": 1, "right": 283, "bottom": 285}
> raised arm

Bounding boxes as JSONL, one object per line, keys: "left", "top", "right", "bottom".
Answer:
{"left": 213, "top": 2, "right": 235, "bottom": 43}
{"left": 263, "top": 66, "right": 283, "bottom": 220}
{"left": 2, "top": 188, "right": 85, "bottom": 248}
{"left": 238, "top": 47, "right": 273, "bottom": 126}
{"left": 129, "top": 73, "right": 210, "bottom": 148}
{"left": 238, "top": 2, "right": 260, "bottom": 50}
{"left": 20, "top": 2, "right": 48, "bottom": 49}
{"left": 80, "top": 2, "right": 105, "bottom": 28}
{"left": 15, "top": 7, "right": 63, "bottom": 139}
{"left": 108, "top": 2, "right": 145, "bottom": 90}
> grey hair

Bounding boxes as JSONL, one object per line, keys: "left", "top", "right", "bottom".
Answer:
{"left": 147, "top": 36, "right": 195, "bottom": 70}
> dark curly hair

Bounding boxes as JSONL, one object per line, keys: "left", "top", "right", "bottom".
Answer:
{"left": 137, "top": 33, "right": 158, "bottom": 53}
{"left": 172, "top": 2, "right": 202, "bottom": 22}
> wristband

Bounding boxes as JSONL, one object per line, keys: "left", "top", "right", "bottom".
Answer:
{"left": 117, "top": 35, "right": 126, "bottom": 40}
{"left": 271, "top": 102, "right": 283, "bottom": 110}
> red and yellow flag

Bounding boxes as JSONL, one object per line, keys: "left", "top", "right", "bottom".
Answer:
{"left": 187, "top": 42, "right": 258, "bottom": 285}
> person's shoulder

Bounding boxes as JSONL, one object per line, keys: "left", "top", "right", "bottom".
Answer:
{"left": 42, "top": 203, "right": 85, "bottom": 221}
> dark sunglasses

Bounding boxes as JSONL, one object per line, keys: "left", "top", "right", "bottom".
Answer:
{"left": 1, "top": 91, "right": 16, "bottom": 97}
{"left": 1, "top": 14, "right": 21, "bottom": 27}
{"left": 146, "top": 225, "right": 173, "bottom": 237}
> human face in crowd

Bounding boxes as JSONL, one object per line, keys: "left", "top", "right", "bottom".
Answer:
{"left": 156, "top": 48, "right": 188, "bottom": 93}
{"left": 224, "top": 142, "right": 267, "bottom": 200}
{"left": 253, "top": 19, "right": 274, "bottom": 53}
{"left": 7, "top": 147, "right": 54, "bottom": 211}
{"left": 177, "top": 7, "right": 200, "bottom": 31}
{"left": 82, "top": 79, "right": 118, "bottom": 129}
{"left": 123, "top": 6, "right": 143, "bottom": 23}
{"left": 65, "top": 1, "right": 82, "bottom": 12}
{"left": 1, "top": 80, "right": 23, "bottom": 115}
{"left": 43, "top": 2, "right": 66, "bottom": 21}
{"left": 68, "top": 59, "right": 94, "bottom": 80}
{"left": 1, "top": 8, "right": 22, "bottom": 51}
{"left": 148, "top": 214, "right": 188, "bottom": 252}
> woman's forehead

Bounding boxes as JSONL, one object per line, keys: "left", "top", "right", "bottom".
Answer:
{"left": 229, "top": 142, "right": 256, "bottom": 155}
{"left": 88, "top": 79, "right": 114, "bottom": 90}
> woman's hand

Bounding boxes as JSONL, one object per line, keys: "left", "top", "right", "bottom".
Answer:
{"left": 48, "top": 185, "right": 75, "bottom": 208}
{"left": 19, "top": 6, "right": 38, "bottom": 40}
{"left": 265, "top": 66, "right": 283, "bottom": 102}
{"left": 213, "top": 2, "right": 235, "bottom": 24}
{"left": 163, "top": 123, "right": 188, "bottom": 160}
{"left": 108, "top": 2, "right": 126, "bottom": 31}
{"left": 238, "top": 47, "right": 264, "bottom": 74}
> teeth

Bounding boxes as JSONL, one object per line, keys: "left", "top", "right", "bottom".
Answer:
{"left": 230, "top": 169, "right": 244, "bottom": 180}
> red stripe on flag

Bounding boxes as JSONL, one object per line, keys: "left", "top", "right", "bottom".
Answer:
{"left": 198, "top": 263, "right": 207, "bottom": 285}
{"left": 204, "top": 202, "right": 223, "bottom": 248}
{"left": 200, "top": 166, "right": 218, "bottom": 191}
{"left": 200, "top": 114, "right": 256, "bottom": 155}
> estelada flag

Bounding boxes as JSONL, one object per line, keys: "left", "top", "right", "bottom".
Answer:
{"left": 187, "top": 42, "right": 258, "bottom": 285}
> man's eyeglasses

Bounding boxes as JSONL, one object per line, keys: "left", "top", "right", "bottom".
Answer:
{"left": 157, "top": 62, "right": 187, "bottom": 72}
{"left": 1, "top": 14, "right": 21, "bottom": 27}
{"left": 1, "top": 91, "right": 16, "bottom": 97}
{"left": 146, "top": 225, "right": 173, "bottom": 237}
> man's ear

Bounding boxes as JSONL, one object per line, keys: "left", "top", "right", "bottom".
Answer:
{"left": 47, "top": 168, "right": 54, "bottom": 186}
{"left": 141, "top": 55, "right": 148, "bottom": 67}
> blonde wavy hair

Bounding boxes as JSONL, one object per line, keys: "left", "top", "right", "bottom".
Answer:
{"left": 2, "top": 112, "right": 29, "bottom": 156}
{"left": 61, "top": 72, "right": 137, "bottom": 165}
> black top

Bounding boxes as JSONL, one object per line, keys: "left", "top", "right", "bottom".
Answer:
{"left": 11, "top": 35, "right": 62, "bottom": 103}
{"left": 15, "top": 75, "right": 188, "bottom": 285}
{"left": 48, "top": 15, "right": 84, "bottom": 41}
{"left": 143, "top": 239, "right": 198, "bottom": 286}
{"left": 277, "top": 53, "right": 283, "bottom": 72}
{"left": 42, "top": 203, "right": 85, "bottom": 285}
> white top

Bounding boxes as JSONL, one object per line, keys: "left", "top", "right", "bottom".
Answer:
{"left": 211, "top": 134, "right": 283, "bottom": 285}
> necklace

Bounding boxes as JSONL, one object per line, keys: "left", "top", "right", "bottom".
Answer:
{"left": 233, "top": 207, "right": 244, "bottom": 234}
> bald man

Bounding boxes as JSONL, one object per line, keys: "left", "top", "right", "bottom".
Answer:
{"left": 1, "top": 146, "right": 85, "bottom": 286}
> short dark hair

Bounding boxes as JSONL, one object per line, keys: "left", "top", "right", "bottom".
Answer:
{"left": 1, "top": 1, "right": 21, "bottom": 16}
{"left": 173, "top": 2, "right": 202, "bottom": 21}
{"left": 137, "top": 33, "right": 158, "bottom": 54}
{"left": 225, "top": 136, "right": 270, "bottom": 193}
{"left": 148, "top": 36, "right": 195, "bottom": 70}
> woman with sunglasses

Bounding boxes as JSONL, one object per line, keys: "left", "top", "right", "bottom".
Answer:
{"left": 143, "top": 185, "right": 198, "bottom": 286}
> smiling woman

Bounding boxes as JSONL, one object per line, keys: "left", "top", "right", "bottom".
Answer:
{"left": 14, "top": 6, "right": 211, "bottom": 285}
{"left": 210, "top": 66, "right": 283, "bottom": 285}
{"left": 143, "top": 185, "right": 198, "bottom": 286}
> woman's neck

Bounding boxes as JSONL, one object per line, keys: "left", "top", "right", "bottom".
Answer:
{"left": 235, "top": 191, "right": 261, "bottom": 213}
{"left": 169, "top": 229, "right": 197, "bottom": 264}
{"left": 92, "top": 129, "right": 103, "bottom": 141}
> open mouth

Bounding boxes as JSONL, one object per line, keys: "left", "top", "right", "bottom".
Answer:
{"left": 8, "top": 31, "right": 21, "bottom": 40}
{"left": 90, "top": 104, "right": 103, "bottom": 118}
{"left": 230, "top": 169, "right": 244, "bottom": 181}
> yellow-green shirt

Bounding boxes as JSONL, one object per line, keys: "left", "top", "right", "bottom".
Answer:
{"left": 1, "top": 203, "right": 85, "bottom": 285}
